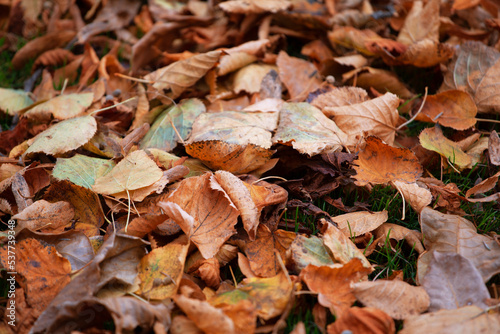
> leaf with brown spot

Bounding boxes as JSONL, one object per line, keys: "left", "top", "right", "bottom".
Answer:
{"left": 0, "top": 238, "right": 71, "bottom": 313}
{"left": 301, "top": 259, "right": 372, "bottom": 317}
{"left": 352, "top": 280, "right": 430, "bottom": 319}
{"left": 353, "top": 136, "right": 423, "bottom": 186}
{"left": 13, "top": 200, "right": 75, "bottom": 233}
{"left": 136, "top": 240, "right": 189, "bottom": 300}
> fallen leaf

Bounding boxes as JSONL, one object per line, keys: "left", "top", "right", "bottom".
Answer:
{"left": 92, "top": 150, "right": 163, "bottom": 196}
{"left": 373, "top": 223, "right": 424, "bottom": 254}
{"left": 13, "top": 200, "right": 75, "bottom": 233}
{"left": 418, "top": 207, "right": 500, "bottom": 283}
{"left": 24, "top": 93, "right": 93, "bottom": 121}
{"left": 136, "top": 239, "right": 189, "bottom": 300}
{"left": 24, "top": 116, "right": 97, "bottom": 157}
{"left": 319, "top": 219, "right": 373, "bottom": 270}
{"left": 277, "top": 51, "right": 322, "bottom": 100}
{"left": 145, "top": 50, "right": 222, "bottom": 99}
{"left": 353, "top": 136, "right": 423, "bottom": 186}
{"left": 331, "top": 210, "right": 388, "bottom": 237}
{"left": 417, "top": 90, "right": 477, "bottom": 130}
{"left": 400, "top": 306, "right": 500, "bottom": 334}
{"left": 243, "top": 224, "right": 295, "bottom": 277}
{"left": 301, "top": 259, "right": 372, "bottom": 316}
{"left": 210, "top": 271, "right": 293, "bottom": 320}
{"left": 272, "top": 102, "right": 348, "bottom": 156}
{"left": 392, "top": 180, "right": 433, "bottom": 213}
{"left": 420, "top": 126, "right": 473, "bottom": 169}
{"left": 422, "top": 251, "right": 490, "bottom": 312}
{"left": 140, "top": 98, "right": 205, "bottom": 151}
{"left": 323, "top": 93, "right": 400, "bottom": 145}
{"left": 159, "top": 173, "right": 239, "bottom": 259}
{"left": 52, "top": 154, "right": 115, "bottom": 189}
{"left": 397, "top": 0, "right": 440, "bottom": 45}
{"left": 327, "top": 307, "right": 395, "bottom": 334}
{"left": 352, "top": 280, "right": 430, "bottom": 319}
{"left": 0, "top": 238, "right": 71, "bottom": 313}
{"left": 291, "top": 234, "right": 336, "bottom": 271}
{"left": 219, "top": 0, "right": 290, "bottom": 14}
{"left": 465, "top": 171, "right": 500, "bottom": 202}
{"left": 233, "top": 63, "right": 277, "bottom": 94}
{"left": 489, "top": 131, "right": 500, "bottom": 165}
{"left": 0, "top": 88, "right": 33, "bottom": 116}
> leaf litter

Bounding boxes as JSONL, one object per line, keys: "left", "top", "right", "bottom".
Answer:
{"left": 0, "top": 0, "right": 500, "bottom": 333}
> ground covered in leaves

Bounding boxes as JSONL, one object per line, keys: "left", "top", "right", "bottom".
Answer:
{"left": 1, "top": 0, "right": 500, "bottom": 333}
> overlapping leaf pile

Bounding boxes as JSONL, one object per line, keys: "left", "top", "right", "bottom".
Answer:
{"left": 0, "top": 0, "right": 500, "bottom": 333}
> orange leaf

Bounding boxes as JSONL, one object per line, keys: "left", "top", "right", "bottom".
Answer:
{"left": 327, "top": 307, "right": 395, "bottom": 334}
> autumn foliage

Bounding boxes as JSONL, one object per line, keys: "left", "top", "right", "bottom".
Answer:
{"left": 0, "top": 0, "right": 500, "bottom": 333}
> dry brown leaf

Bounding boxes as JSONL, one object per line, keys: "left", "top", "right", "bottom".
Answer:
{"left": 13, "top": 200, "right": 74, "bottom": 233}
{"left": 416, "top": 90, "right": 477, "bottom": 130}
{"left": 214, "top": 170, "right": 259, "bottom": 239}
{"left": 323, "top": 92, "right": 399, "bottom": 145}
{"left": 158, "top": 173, "right": 239, "bottom": 259}
{"left": 353, "top": 136, "right": 423, "bottom": 186}
{"left": 145, "top": 50, "right": 222, "bottom": 99}
{"left": 327, "top": 307, "right": 395, "bottom": 334}
{"left": 233, "top": 63, "right": 277, "bottom": 94}
{"left": 218, "top": 0, "right": 291, "bottom": 14}
{"left": 24, "top": 93, "right": 94, "bottom": 121}
{"left": 12, "top": 30, "right": 76, "bottom": 69}
{"left": 272, "top": 102, "right": 348, "bottom": 156}
{"left": 217, "top": 52, "right": 258, "bottom": 76}
{"left": 277, "top": 51, "right": 322, "bottom": 101}
{"left": 310, "top": 86, "right": 369, "bottom": 110}
{"left": 392, "top": 181, "right": 432, "bottom": 213}
{"left": 397, "top": 0, "right": 440, "bottom": 45}
{"left": 373, "top": 223, "right": 424, "bottom": 254}
{"left": 418, "top": 207, "right": 500, "bottom": 283}
{"left": 92, "top": 150, "right": 163, "bottom": 196}
{"left": 396, "top": 39, "right": 454, "bottom": 68}
{"left": 347, "top": 67, "right": 414, "bottom": 100}
{"left": 489, "top": 130, "right": 500, "bottom": 165}
{"left": 422, "top": 251, "right": 490, "bottom": 312}
{"left": 400, "top": 306, "right": 500, "bottom": 334}
{"left": 352, "top": 280, "right": 430, "bottom": 319}
{"left": 465, "top": 171, "right": 500, "bottom": 202}
{"left": 244, "top": 224, "right": 295, "bottom": 277}
{"left": 301, "top": 259, "right": 372, "bottom": 317}
{"left": 331, "top": 210, "right": 388, "bottom": 237}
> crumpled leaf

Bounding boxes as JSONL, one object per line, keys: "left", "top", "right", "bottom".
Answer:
{"left": 323, "top": 92, "right": 400, "bottom": 145}
{"left": 140, "top": 98, "right": 205, "bottom": 151}
{"left": 25, "top": 116, "right": 97, "bottom": 157}
{"left": 352, "top": 280, "right": 430, "bottom": 319}
{"left": 418, "top": 207, "right": 500, "bottom": 283}
{"left": 422, "top": 251, "right": 490, "bottom": 312}
{"left": 52, "top": 154, "right": 115, "bottom": 189}
{"left": 272, "top": 102, "right": 348, "bottom": 156}
{"left": 144, "top": 50, "right": 222, "bottom": 99}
